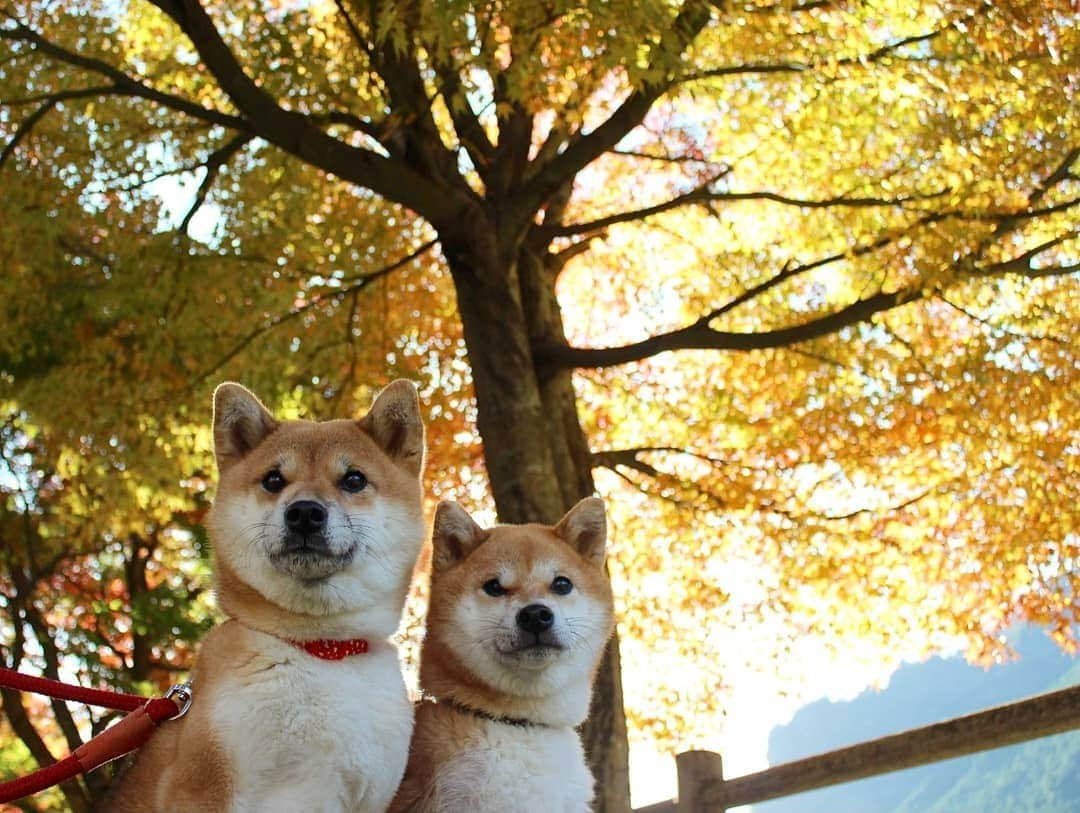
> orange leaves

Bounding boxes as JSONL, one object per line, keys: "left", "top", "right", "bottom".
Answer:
{"left": 103, "top": 578, "right": 127, "bottom": 601}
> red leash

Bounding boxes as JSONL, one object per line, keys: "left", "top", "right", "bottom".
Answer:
{"left": 0, "top": 667, "right": 191, "bottom": 803}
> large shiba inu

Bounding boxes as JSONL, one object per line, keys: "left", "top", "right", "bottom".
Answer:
{"left": 107, "top": 380, "right": 426, "bottom": 812}
{"left": 389, "top": 498, "right": 616, "bottom": 813}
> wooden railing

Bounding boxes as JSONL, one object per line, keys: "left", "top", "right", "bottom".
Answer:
{"left": 634, "top": 682, "right": 1080, "bottom": 812}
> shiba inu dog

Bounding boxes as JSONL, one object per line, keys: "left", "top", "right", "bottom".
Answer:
{"left": 389, "top": 498, "right": 615, "bottom": 813}
{"left": 106, "top": 380, "right": 426, "bottom": 813}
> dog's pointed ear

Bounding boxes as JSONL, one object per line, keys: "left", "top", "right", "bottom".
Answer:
{"left": 359, "top": 380, "right": 425, "bottom": 476}
{"left": 213, "top": 383, "right": 277, "bottom": 470}
{"left": 553, "top": 497, "right": 607, "bottom": 566}
{"left": 432, "top": 501, "right": 487, "bottom": 573}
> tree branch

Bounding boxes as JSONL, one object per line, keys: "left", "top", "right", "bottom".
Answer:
{"left": 137, "top": 0, "right": 465, "bottom": 223}
{"left": 538, "top": 286, "right": 923, "bottom": 370}
{"left": 610, "top": 148, "right": 719, "bottom": 165}
{"left": 541, "top": 173, "right": 723, "bottom": 238}
{"left": 178, "top": 133, "right": 253, "bottom": 234}
{"left": 743, "top": 0, "right": 834, "bottom": 13}
{"left": 539, "top": 217, "right": 1079, "bottom": 372}
{"left": 1, "top": 83, "right": 116, "bottom": 107}
{"left": 518, "top": 0, "right": 714, "bottom": 219}
{"left": 0, "top": 20, "right": 249, "bottom": 131}
{"left": 0, "top": 96, "right": 56, "bottom": 166}
{"left": 183, "top": 238, "right": 438, "bottom": 391}
{"left": 814, "top": 484, "right": 940, "bottom": 522}
{"left": 543, "top": 180, "right": 937, "bottom": 239}
{"left": 1031, "top": 147, "right": 1079, "bottom": 207}
{"left": 592, "top": 448, "right": 661, "bottom": 478}
{"left": 679, "top": 28, "right": 945, "bottom": 84}
{"left": 589, "top": 446, "right": 736, "bottom": 517}
{"left": 356, "top": 0, "right": 466, "bottom": 190}
{"left": 591, "top": 445, "right": 726, "bottom": 473}
{"left": 332, "top": 0, "right": 369, "bottom": 58}
{"left": 313, "top": 109, "right": 388, "bottom": 144}
{"left": 431, "top": 60, "right": 496, "bottom": 178}
{"left": 698, "top": 212, "right": 948, "bottom": 324}
{"left": 982, "top": 231, "right": 1079, "bottom": 278}
{"left": 547, "top": 236, "right": 604, "bottom": 273}
{"left": 938, "top": 295, "right": 1074, "bottom": 348}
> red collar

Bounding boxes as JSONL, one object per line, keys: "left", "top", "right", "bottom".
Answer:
{"left": 288, "top": 638, "right": 370, "bottom": 661}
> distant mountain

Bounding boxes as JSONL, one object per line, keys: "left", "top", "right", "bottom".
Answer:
{"left": 756, "top": 627, "right": 1080, "bottom": 813}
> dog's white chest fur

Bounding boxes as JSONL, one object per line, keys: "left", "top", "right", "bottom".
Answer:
{"left": 435, "top": 721, "right": 593, "bottom": 813}
{"left": 211, "top": 634, "right": 412, "bottom": 813}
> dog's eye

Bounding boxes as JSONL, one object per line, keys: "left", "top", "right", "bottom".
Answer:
{"left": 340, "top": 470, "right": 368, "bottom": 493}
{"left": 482, "top": 578, "right": 506, "bottom": 597}
{"left": 551, "top": 576, "right": 573, "bottom": 596}
{"left": 262, "top": 470, "right": 286, "bottom": 494}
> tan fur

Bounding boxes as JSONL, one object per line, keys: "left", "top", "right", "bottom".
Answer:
{"left": 391, "top": 499, "right": 615, "bottom": 813}
{"left": 105, "top": 381, "right": 426, "bottom": 812}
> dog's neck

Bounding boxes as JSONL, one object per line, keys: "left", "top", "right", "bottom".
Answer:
{"left": 419, "top": 637, "right": 594, "bottom": 729}
{"left": 214, "top": 556, "right": 387, "bottom": 642}
{"left": 426, "top": 695, "right": 554, "bottom": 730}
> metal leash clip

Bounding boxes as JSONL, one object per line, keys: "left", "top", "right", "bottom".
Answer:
{"left": 165, "top": 682, "right": 194, "bottom": 718}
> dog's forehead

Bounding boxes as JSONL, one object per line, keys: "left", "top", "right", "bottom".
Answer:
{"left": 246, "top": 419, "right": 385, "bottom": 468}
{"left": 474, "top": 527, "right": 578, "bottom": 578}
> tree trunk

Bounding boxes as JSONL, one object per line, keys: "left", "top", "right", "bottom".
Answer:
{"left": 125, "top": 533, "right": 152, "bottom": 681}
{"left": 444, "top": 232, "right": 633, "bottom": 813}
{"left": 441, "top": 233, "right": 567, "bottom": 524}
{"left": 584, "top": 634, "right": 632, "bottom": 813}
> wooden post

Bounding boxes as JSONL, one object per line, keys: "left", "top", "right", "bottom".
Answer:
{"left": 676, "top": 750, "right": 724, "bottom": 812}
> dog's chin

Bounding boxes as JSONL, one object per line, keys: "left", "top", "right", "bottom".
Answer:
{"left": 268, "top": 546, "right": 357, "bottom": 583}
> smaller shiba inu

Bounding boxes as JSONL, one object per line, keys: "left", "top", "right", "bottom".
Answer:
{"left": 106, "top": 380, "right": 426, "bottom": 812}
{"left": 389, "top": 498, "right": 615, "bottom": 813}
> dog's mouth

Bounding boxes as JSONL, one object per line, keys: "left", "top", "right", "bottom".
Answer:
{"left": 268, "top": 533, "right": 357, "bottom": 582}
{"left": 496, "top": 634, "right": 566, "bottom": 659}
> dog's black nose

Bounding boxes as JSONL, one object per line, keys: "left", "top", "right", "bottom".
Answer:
{"left": 285, "top": 500, "right": 327, "bottom": 535}
{"left": 516, "top": 604, "right": 555, "bottom": 634}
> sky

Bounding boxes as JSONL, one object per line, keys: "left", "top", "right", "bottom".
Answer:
{"left": 626, "top": 645, "right": 906, "bottom": 809}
